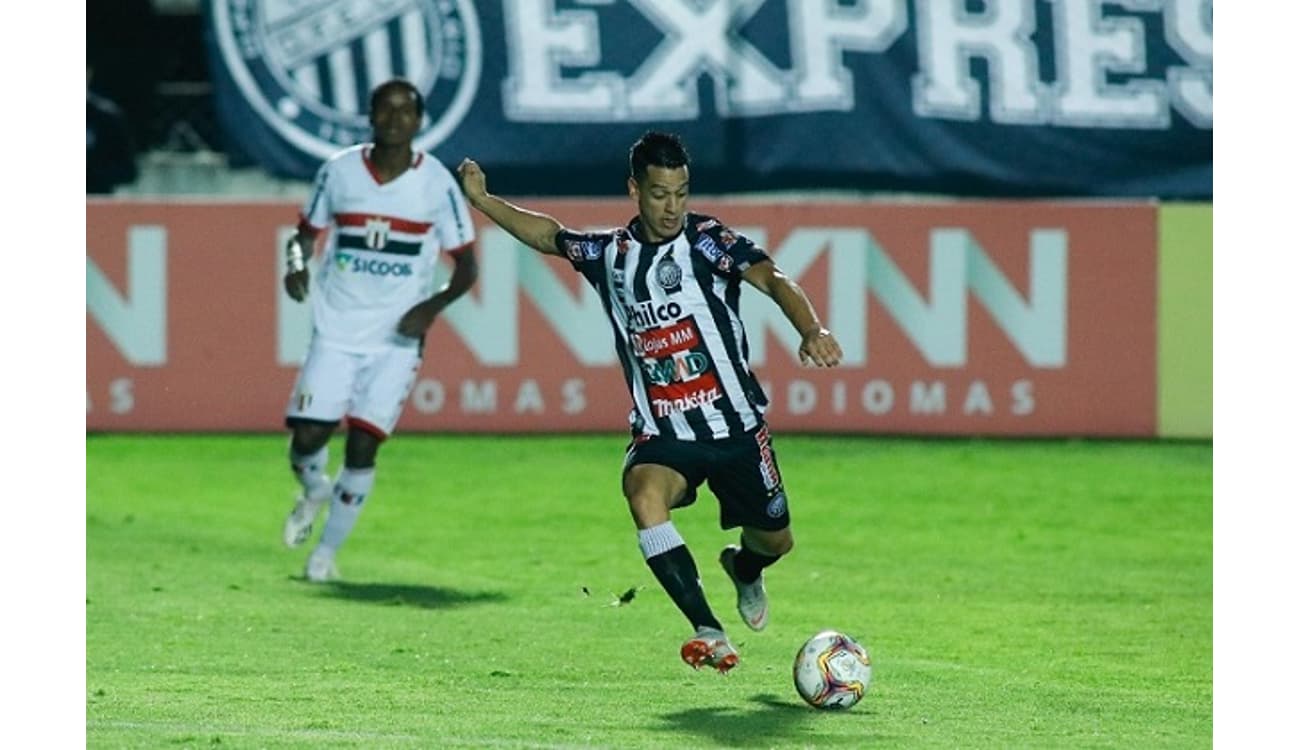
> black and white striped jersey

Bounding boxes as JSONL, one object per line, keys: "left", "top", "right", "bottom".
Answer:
{"left": 557, "top": 213, "right": 772, "bottom": 441}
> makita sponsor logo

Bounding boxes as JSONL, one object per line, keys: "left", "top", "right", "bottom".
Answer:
{"left": 626, "top": 300, "right": 682, "bottom": 330}
{"left": 651, "top": 386, "right": 722, "bottom": 417}
{"left": 648, "top": 372, "right": 722, "bottom": 416}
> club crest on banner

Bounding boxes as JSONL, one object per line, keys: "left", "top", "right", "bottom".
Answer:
{"left": 209, "top": 0, "right": 481, "bottom": 160}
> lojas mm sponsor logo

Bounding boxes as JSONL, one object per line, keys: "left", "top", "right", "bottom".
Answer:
{"left": 335, "top": 253, "right": 412, "bottom": 277}
{"left": 210, "top": 0, "right": 482, "bottom": 160}
{"left": 626, "top": 300, "right": 683, "bottom": 330}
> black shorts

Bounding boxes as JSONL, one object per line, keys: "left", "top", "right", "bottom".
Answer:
{"left": 623, "top": 424, "right": 790, "bottom": 531}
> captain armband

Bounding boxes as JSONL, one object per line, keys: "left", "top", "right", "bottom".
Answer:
{"left": 285, "top": 235, "right": 307, "bottom": 274}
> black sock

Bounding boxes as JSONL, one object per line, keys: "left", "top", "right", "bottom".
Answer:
{"left": 645, "top": 546, "right": 723, "bottom": 632}
{"left": 734, "top": 538, "right": 781, "bottom": 584}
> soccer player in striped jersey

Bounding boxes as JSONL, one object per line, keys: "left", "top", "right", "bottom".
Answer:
{"left": 279, "top": 79, "right": 478, "bottom": 583}
{"left": 457, "top": 132, "right": 842, "bottom": 673}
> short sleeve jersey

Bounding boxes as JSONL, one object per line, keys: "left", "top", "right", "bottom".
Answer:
{"left": 557, "top": 213, "right": 772, "bottom": 441}
{"left": 299, "top": 144, "right": 475, "bottom": 351}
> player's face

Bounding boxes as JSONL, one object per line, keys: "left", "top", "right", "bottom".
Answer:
{"left": 630, "top": 165, "right": 689, "bottom": 243}
{"left": 369, "top": 86, "right": 422, "bottom": 147}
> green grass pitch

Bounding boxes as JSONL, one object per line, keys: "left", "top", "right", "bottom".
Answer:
{"left": 87, "top": 435, "right": 1211, "bottom": 748}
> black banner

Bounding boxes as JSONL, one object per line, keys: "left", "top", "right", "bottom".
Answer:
{"left": 204, "top": 0, "right": 1211, "bottom": 198}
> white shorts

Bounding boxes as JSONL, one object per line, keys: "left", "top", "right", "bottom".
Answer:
{"left": 285, "top": 338, "right": 422, "bottom": 439}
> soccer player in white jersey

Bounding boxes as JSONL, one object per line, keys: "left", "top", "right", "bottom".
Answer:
{"left": 279, "top": 79, "right": 478, "bottom": 582}
{"left": 457, "top": 132, "right": 842, "bottom": 673}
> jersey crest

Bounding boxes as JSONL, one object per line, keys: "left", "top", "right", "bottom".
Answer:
{"left": 364, "top": 218, "right": 391, "bottom": 250}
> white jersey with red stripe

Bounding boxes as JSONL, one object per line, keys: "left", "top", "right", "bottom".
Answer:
{"left": 299, "top": 144, "right": 475, "bottom": 352}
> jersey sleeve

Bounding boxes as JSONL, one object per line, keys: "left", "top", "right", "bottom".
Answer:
{"left": 555, "top": 229, "right": 612, "bottom": 288}
{"left": 298, "top": 161, "right": 332, "bottom": 232}
{"left": 692, "top": 216, "right": 770, "bottom": 278}
{"left": 434, "top": 171, "right": 476, "bottom": 255}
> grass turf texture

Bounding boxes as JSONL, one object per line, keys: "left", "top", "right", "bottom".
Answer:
{"left": 87, "top": 435, "right": 1211, "bottom": 748}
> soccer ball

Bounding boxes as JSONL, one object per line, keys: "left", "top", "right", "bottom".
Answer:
{"left": 793, "top": 630, "right": 873, "bottom": 710}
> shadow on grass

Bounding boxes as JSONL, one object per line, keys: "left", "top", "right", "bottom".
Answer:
{"left": 655, "top": 693, "right": 880, "bottom": 747}
{"left": 298, "top": 579, "right": 507, "bottom": 610}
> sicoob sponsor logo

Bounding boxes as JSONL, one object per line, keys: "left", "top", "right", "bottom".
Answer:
{"left": 335, "top": 253, "right": 413, "bottom": 276}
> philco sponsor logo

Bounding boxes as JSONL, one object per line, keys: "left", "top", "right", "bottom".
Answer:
{"left": 210, "top": 0, "right": 482, "bottom": 160}
{"left": 626, "top": 300, "right": 683, "bottom": 330}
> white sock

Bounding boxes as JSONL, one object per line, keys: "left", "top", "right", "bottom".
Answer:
{"left": 318, "top": 467, "right": 375, "bottom": 553}
{"left": 637, "top": 521, "right": 686, "bottom": 559}
{"left": 289, "top": 444, "right": 331, "bottom": 497}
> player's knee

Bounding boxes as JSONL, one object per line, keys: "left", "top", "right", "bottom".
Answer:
{"left": 290, "top": 422, "right": 333, "bottom": 454}
{"left": 763, "top": 532, "right": 794, "bottom": 557}
{"left": 747, "top": 528, "right": 794, "bottom": 557}
{"left": 344, "top": 429, "right": 382, "bottom": 468}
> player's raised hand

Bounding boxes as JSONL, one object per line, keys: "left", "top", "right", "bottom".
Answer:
{"left": 284, "top": 268, "right": 310, "bottom": 302}
{"left": 457, "top": 158, "right": 487, "bottom": 204}
{"left": 798, "top": 327, "right": 843, "bottom": 367}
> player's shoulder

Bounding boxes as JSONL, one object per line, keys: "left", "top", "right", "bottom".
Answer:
{"left": 687, "top": 212, "right": 730, "bottom": 234}
{"left": 686, "top": 212, "right": 749, "bottom": 247}
{"left": 415, "top": 152, "right": 463, "bottom": 190}
{"left": 324, "top": 143, "right": 367, "bottom": 166}
{"left": 414, "top": 151, "right": 455, "bottom": 178}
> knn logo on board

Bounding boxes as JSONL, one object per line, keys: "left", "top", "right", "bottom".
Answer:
{"left": 210, "top": 0, "right": 481, "bottom": 160}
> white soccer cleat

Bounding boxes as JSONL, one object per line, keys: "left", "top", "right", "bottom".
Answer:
{"left": 680, "top": 627, "right": 739, "bottom": 674}
{"left": 282, "top": 484, "right": 331, "bottom": 548}
{"left": 719, "top": 545, "right": 769, "bottom": 631}
{"left": 304, "top": 547, "right": 339, "bottom": 583}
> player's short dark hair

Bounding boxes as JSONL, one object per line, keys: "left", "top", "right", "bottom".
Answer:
{"left": 369, "top": 78, "right": 424, "bottom": 114}
{"left": 629, "top": 131, "right": 690, "bottom": 183}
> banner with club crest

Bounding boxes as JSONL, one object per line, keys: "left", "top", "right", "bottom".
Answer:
{"left": 203, "top": 0, "right": 1211, "bottom": 198}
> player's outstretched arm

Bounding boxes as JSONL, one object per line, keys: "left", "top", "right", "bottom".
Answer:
{"left": 457, "top": 158, "right": 565, "bottom": 256}
{"left": 742, "top": 261, "right": 843, "bottom": 367}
